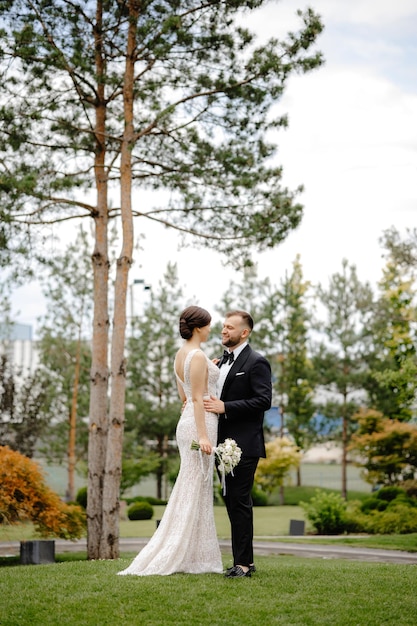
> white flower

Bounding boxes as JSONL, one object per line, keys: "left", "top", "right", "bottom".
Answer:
{"left": 215, "top": 438, "right": 242, "bottom": 474}
{"left": 191, "top": 438, "right": 242, "bottom": 494}
{"left": 191, "top": 438, "right": 241, "bottom": 473}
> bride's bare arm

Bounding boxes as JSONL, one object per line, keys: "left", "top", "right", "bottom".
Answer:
{"left": 189, "top": 352, "right": 212, "bottom": 455}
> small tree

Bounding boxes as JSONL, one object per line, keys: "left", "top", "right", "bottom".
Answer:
{"left": 125, "top": 263, "right": 183, "bottom": 499}
{"left": 120, "top": 448, "right": 161, "bottom": 496}
{"left": 0, "top": 445, "right": 85, "bottom": 539}
{"left": 37, "top": 226, "right": 93, "bottom": 501}
{"left": 277, "top": 257, "right": 316, "bottom": 485}
{"left": 349, "top": 408, "right": 417, "bottom": 486}
{"left": 255, "top": 436, "right": 301, "bottom": 496}
{"left": 364, "top": 247, "right": 417, "bottom": 422}
{"left": 313, "top": 259, "right": 374, "bottom": 499}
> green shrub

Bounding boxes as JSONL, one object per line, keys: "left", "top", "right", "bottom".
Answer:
{"left": 360, "top": 488, "right": 414, "bottom": 516}
{"left": 251, "top": 486, "right": 268, "bottom": 507}
{"left": 76, "top": 486, "right": 87, "bottom": 509}
{"left": 387, "top": 494, "right": 414, "bottom": 508}
{"left": 145, "top": 496, "right": 167, "bottom": 506}
{"left": 360, "top": 497, "right": 387, "bottom": 513}
{"left": 124, "top": 495, "right": 167, "bottom": 506}
{"left": 375, "top": 486, "right": 406, "bottom": 502}
{"left": 215, "top": 485, "right": 268, "bottom": 506}
{"left": 342, "top": 510, "right": 366, "bottom": 534}
{"left": 300, "top": 489, "right": 347, "bottom": 535}
{"left": 125, "top": 495, "right": 146, "bottom": 505}
{"left": 127, "top": 501, "right": 154, "bottom": 521}
{"left": 362, "top": 504, "right": 417, "bottom": 534}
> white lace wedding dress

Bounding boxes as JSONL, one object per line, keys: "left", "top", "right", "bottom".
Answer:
{"left": 118, "top": 349, "right": 223, "bottom": 576}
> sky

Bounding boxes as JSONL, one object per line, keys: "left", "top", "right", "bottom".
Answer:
{"left": 10, "top": 0, "right": 417, "bottom": 333}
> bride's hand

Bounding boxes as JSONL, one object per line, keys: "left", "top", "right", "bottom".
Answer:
{"left": 198, "top": 437, "right": 212, "bottom": 455}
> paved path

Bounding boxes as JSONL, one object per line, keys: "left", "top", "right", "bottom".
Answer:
{"left": 1, "top": 538, "right": 416, "bottom": 565}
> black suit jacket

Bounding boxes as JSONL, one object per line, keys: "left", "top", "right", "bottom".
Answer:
{"left": 218, "top": 345, "right": 272, "bottom": 458}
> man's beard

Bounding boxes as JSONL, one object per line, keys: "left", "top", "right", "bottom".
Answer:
{"left": 222, "top": 336, "right": 241, "bottom": 348}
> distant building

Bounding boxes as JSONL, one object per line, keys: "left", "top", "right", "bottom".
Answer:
{"left": 0, "top": 322, "right": 39, "bottom": 374}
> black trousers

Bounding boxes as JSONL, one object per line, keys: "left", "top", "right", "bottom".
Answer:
{"left": 221, "top": 456, "right": 259, "bottom": 567}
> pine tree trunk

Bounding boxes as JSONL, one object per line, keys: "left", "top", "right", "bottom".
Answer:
{"left": 87, "top": 192, "right": 109, "bottom": 559}
{"left": 87, "top": 0, "right": 110, "bottom": 560}
{"left": 67, "top": 331, "right": 81, "bottom": 502}
{"left": 341, "top": 394, "right": 348, "bottom": 500}
{"left": 100, "top": 1, "right": 137, "bottom": 559}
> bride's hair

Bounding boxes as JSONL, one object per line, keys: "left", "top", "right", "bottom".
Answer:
{"left": 179, "top": 306, "right": 211, "bottom": 339}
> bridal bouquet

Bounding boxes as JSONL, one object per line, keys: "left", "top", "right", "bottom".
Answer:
{"left": 191, "top": 438, "right": 242, "bottom": 494}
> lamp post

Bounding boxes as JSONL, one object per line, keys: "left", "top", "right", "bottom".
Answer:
{"left": 129, "top": 279, "right": 151, "bottom": 335}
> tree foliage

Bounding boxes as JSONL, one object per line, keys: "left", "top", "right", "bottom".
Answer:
{"left": 364, "top": 244, "right": 417, "bottom": 422}
{"left": 0, "top": 445, "right": 86, "bottom": 538}
{"left": 313, "top": 259, "right": 374, "bottom": 498}
{"left": 255, "top": 436, "right": 301, "bottom": 495}
{"left": 120, "top": 448, "right": 161, "bottom": 496}
{"left": 126, "top": 262, "right": 184, "bottom": 499}
{"left": 275, "top": 257, "right": 316, "bottom": 454}
{"left": 35, "top": 226, "right": 94, "bottom": 500}
{"left": 349, "top": 408, "right": 417, "bottom": 486}
{"left": 0, "top": 1, "right": 324, "bottom": 265}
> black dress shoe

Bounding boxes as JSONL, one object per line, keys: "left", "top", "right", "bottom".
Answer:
{"left": 225, "top": 565, "right": 251, "bottom": 578}
{"left": 226, "top": 564, "right": 256, "bottom": 575}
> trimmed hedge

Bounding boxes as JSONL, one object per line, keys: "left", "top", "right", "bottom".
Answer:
{"left": 127, "top": 501, "right": 154, "bottom": 521}
{"left": 76, "top": 486, "right": 87, "bottom": 509}
{"left": 124, "top": 495, "right": 167, "bottom": 506}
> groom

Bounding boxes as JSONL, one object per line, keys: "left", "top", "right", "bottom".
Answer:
{"left": 204, "top": 310, "right": 272, "bottom": 578}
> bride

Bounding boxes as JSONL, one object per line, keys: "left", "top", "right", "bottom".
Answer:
{"left": 118, "top": 305, "right": 223, "bottom": 576}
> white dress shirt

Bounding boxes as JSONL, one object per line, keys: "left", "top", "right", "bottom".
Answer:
{"left": 217, "top": 342, "right": 248, "bottom": 397}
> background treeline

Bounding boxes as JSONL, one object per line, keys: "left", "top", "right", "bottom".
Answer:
{"left": 1, "top": 226, "right": 417, "bottom": 503}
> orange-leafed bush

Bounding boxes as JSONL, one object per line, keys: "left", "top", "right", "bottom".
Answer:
{"left": 0, "top": 445, "right": 86, "bottom": 540}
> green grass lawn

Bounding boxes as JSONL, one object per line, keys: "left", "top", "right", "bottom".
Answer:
{"left": 2, "top": 485, "right": 417, "bottom": 626}
{"left": 120, "top": 503, "right": 308, "bottom": 538}
{"left": 0, "top": 553, "right": 416, "bottom": 625}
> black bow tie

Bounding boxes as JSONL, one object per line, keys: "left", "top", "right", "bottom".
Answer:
{"left": 221, "top": 350, "right": 234, "bottom": 366}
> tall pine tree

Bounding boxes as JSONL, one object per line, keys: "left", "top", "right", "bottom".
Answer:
{"left": 0, "top": 0, "right": 323, "bottom": 558}
{"left": 313, "top": 259, "right": 374, "bottom": 499}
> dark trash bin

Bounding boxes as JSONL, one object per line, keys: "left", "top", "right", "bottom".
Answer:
{"left": 289, "top": 519, "right": 305, "bottom": 536}
{"left": 20, "top": 540, "right": 55, "bottom": 565}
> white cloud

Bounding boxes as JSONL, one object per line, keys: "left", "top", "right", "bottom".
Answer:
{"left": 308, "top": 0, "right": 417, "bottom": 27}
{"left": 265, "top": 61, "right": 417, "bottom": 286}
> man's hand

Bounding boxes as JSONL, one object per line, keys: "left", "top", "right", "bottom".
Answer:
{"left": 203, "top": 395, "right": 225, "bottom": 415}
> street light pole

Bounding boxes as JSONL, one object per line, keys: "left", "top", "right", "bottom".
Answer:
{"left": 129, "top": 279, "right": 151, "bottom": 335}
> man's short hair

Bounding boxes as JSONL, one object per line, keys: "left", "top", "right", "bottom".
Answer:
{"left": 225, "top": 310, "right": 254, "bottom": 331}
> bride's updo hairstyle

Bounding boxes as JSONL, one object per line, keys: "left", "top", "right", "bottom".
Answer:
{"left": 179, "top": 306, "right": 211, "bottom": 340}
